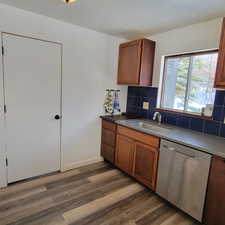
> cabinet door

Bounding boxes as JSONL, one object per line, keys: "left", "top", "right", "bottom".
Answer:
{"left": 139, "top": 39, "right": 155, "bottom": 86}
{"left": 3, "top": 33, "right": 61, "bottom": 183}
{"left": 133, "top": 142, "right": 159, "bottom": 190}
{"left": 204, "top": 156, "right": 225, "bottom": 225}
{"left": 115, "top": 134, "right": 135, "bottom": 175}
{"left": 117, "top": 40, "right": 142, "bottom": 85}
{"left": 215, "top": 18, "right": 225, "bottom": 88}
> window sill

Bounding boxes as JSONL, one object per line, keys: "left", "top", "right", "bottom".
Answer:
{"left": 156, "top": 108, "right": 213, "bottom": 120}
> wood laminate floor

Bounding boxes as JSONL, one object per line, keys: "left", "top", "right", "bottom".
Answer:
{"left": 0, "top": 161, "right": 201, "bottom": 225}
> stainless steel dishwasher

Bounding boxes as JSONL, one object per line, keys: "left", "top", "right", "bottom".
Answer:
{"left": 156, "top": 139, "right": 211, "bottom": 222}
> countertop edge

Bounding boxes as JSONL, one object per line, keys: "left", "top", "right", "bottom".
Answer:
{"left": 115, "top": 120, "right": 225, "bottom": 159}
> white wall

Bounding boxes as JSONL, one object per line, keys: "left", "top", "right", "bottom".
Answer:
{"left": 0, "top": 2, "right": 127, "bottom": 186}
{"left": 148, "top": 18, "right": 223, "bottom": 87}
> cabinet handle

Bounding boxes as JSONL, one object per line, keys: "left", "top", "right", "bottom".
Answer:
{"left": 175, "top": 150, "right": 195, "bottom": 158}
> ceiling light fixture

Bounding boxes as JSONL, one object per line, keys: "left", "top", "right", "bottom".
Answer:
{"left": 64, "top": 0, "right": 77, "bottom": 3}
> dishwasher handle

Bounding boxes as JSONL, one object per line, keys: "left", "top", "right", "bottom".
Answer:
{"left": 163, "top": 145, "right": 176, "bottom": 151}
{"left": 163, "top": 144, "right": 195, "bottom": 158}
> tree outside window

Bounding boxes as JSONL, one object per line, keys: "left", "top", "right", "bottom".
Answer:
{"left": 161, "top": 51, "right": 218, "bottom": 114}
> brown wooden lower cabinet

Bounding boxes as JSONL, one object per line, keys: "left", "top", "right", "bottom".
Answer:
{"left": 204, "top": 156, "right": 225, "bottom": 225}
{"left": 101, "top": 120, "right": 116, "bottom": 163}
{"left": 115, "top": 125, "right": 159, "bottom": 190}
{"left": 115, "top": 134, "right": 135, "bottom": 175}
{"left": 101, "top": 122, "right": 159, "bottom": 191}
{"left": 133, "top": 141, "right": 159, "bottom": 189}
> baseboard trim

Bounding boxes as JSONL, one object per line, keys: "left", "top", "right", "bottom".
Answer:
{"left": 60, "top": 157, "right": 104, "bottom": 172}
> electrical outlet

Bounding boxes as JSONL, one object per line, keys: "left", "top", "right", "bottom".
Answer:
{"left": 143, "top": 102, "right": 149, "bottom": 110}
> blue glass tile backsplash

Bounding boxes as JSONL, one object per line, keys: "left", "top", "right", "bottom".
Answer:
{"left": 126, "top": 86, "right": 225, "bottom": 138}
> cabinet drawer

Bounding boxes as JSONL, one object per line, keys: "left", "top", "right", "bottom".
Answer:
{"left": 102, "top": 128, "right": 116, "bottom": 147}
{"left": 117, "top": 125, "right": 160, "bottom": 148}
{"left": 102, "top": 120, "right": 116, "bottom": 132}
{"left": 101, "top": 143, "right": 115, "bottom": 163}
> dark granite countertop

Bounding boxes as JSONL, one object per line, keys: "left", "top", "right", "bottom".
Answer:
{"left": 100, "top": 113, "right": 140, "bottom": 123}
{"left": 116, "top": 119, "right": 225, "bottom": 158}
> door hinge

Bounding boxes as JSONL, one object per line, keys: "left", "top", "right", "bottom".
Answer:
{"left": 1, "top": 46, "right": 4, "bottom": 55}
{"left": 4, "top": 105, "right": 6, "bottom": 114}
{"left": 6, "top": 157, "right": 8, "bottom": 167}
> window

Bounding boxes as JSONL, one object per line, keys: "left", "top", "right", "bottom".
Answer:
{"left": 160, "top": 50, "right": 218, "bottom": 115}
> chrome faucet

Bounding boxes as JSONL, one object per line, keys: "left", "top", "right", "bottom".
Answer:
{"left": 153, "top": 112, "right": 162, "bottom": 125}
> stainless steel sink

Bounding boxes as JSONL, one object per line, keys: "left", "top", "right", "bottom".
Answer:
{"left": 138, "top": 121, "right": 171, "bottom": 133}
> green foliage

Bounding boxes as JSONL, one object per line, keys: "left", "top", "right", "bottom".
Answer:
{"left": 166, "top": 53, "right": 217, "bottom": 113}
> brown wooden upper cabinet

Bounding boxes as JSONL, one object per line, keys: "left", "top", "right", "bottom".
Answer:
{"left": 215, "top": 18, "right": 225, "bottom": 88}
{"left": 117, "top": 39, "right": 155, "bottom": 86}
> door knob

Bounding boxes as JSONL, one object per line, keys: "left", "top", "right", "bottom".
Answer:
{"left": 54, "top": 115, "right": 61, "bottom": 120}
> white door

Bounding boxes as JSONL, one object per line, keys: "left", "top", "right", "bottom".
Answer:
{"left": 3, "top": 33, "right": 61, "bottom": 183}
{"left": 0, "top": 34, "right": 7, "bottom": 188}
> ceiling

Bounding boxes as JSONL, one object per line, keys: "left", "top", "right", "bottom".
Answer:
{"left": 0, "top": 0, "right": 225, "bottom": 39}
